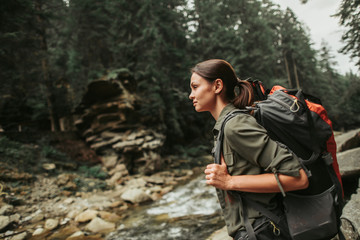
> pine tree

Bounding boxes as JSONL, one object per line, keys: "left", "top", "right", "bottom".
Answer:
{"left": 335, "top": 0, "right": 360, "bottom": 70}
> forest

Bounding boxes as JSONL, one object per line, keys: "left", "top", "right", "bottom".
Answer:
{"left": 1, "top": 0, "right": 359, "bottom": 156}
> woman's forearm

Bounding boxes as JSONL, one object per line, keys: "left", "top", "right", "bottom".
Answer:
{"left": 205, "top": 160, "right": 309, "bottom": 193}
{"left": 226, "top": 169, "right": 309, "bottom": 193}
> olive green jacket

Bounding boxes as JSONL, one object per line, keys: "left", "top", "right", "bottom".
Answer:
{"left": 213, "top": 104, "right": 302, "bottom": 237}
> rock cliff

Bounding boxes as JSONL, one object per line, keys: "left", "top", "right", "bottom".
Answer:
{"left": 74, "top": 69, "right": 166, "bottom": 175}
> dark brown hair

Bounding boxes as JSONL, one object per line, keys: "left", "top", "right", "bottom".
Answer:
{"left": 191, "top": 59, "right": 254, "bottom": 109}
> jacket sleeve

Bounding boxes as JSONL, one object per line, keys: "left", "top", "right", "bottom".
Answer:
{"left": 224, "top": 114, "right": 301, "bottom": 177}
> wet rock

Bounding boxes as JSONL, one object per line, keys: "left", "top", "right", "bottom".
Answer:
{"left": 339, "top": 218, "right": 360, "bottom": 240}
{"left": 75, "top": 209, "right": 98, "bottom": 223}
{"left": 42, "top": 163, "right": 56, "bottom": 171}
{"left": 106, "top": 172, "right": 123, "bottom": 186}
{"left": 101, "top": 155, "right": 118, "bottom": 169}
{"left": 57, "top": 173, "right": 75, "bottom": 186}
{"left": 66, "top": 231, "right": 84, "bottom": 239}
{"left": 49, "top": 224, "right": 80, "bottom": 239}
{"left": 341, "top": 179, "right": 360, "bottom": 237}
{"left": 337, "top": 147, "right": 360, "bottom": 177}
{"left": 32, "top": 227, "right": 44, "bottom": 236}
{"left": 66, "top": 210, "right": 80, "bottom": 220}
{"left": 108, "top": 163, "right": 128, "bottom": 176}
{"left": 0, "top": 204, "right": 14, "bottom": 215}
{"left": 121, "top": 188, "right": 152, "bottom": 204}
{"left": 11, "top": 231, "right": 27, "bottom": 240}
{"left": 63, "top": 198, "right": 75, "bottom": 204}
{"left": 335, "top": 129, "right": 360, "bottom": 152}
{"left": 160, "top": 186, "right": 174, "bottom": 195}
{"left": 98, "top": 211, "right": 121, "bottom": 222}
{"left": 44, "top": 218, "right": 59, "bottom": 230}
{"left": 126, "top": 177, "right": 147, "bottom": 188}
{"left": 9, "top": 213, "right": 20, "bottom": 224}
{"left": 85, "top": 217, "right": 115, "bottom": 233}
{"left": 109, "top": 201, "right": 123, "bottom": 208}
{"left": 0, "top": 215, "right": 10, "bottom": 231}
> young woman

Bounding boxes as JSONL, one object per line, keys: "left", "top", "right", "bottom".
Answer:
{"left": 189, "top": 59, "right": 309, "bottom": 240}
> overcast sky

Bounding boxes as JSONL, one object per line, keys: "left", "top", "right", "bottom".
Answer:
{"left": 273, "top": 0, "right": 358, "bottom": 74}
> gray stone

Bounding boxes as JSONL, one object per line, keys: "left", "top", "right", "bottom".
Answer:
{"left": 341, "top": 179, "right": 360, "bottom": 237}
{"left": 75, "top": 209, "right": 98, "bottom": 223}
{"left": 0, "top": 204, "right": 13, "bottom": 215}
{"left": 85, "top": 217, "right": 115, "bottom": 233}
{"left": 121, "top": 188, "right": 152, "bottom": 204}
{"left": 9, "top": 214, "right": 21, "bottom": 223}
{"left": 337, "top": 147, "right": 360, "bottom": 177}
{"left": 335, "top": 129, "right": 360, "bottom": 152}
{"left": 0, "top": 215, "right": 10, "bottom": 231}
{"left": 11, "top": 232, "right": 28, "bottom": 240}
{"left": 101, "top": 155, "right": 118, "bottom": 168}
{"left": 44, "top": 218, "right": 59, "bottom": 230}
{"left": 32, "top": 228, "right": 44, "bottom": 236}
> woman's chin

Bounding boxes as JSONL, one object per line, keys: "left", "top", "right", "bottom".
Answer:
{"left": 195, "top": 107, "right": 206, "bottom": 113}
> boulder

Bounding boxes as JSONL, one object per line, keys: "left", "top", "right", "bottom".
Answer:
{"left": 11, "top": 232, "right": 27, "bottom": 240}
{"left": 32, "top": 228, "right": 44, "bottom": 236}
{"left": 0, "top": 204, "right": 13, "bottom": 215}
{"left": 341, "top": 179, "right": 360, "bottom": 238}
{"left": 0, "top": 215, "right": 10, "bottom": 231}
{"left": 85, "top": 217, "right": 115, "bottom": 233}
{"left": 335, "top": 129, "right": 360, "bottom": 152}
{"left": 337, "top": 147, "right": 360, "bottom": 177}
{"left": 101, "top": 155, "right": 118, "bottom": 169}
{"left": 44, "top": 218, "right": 59, "bottom": 230}
{"left": 75, "top": 209, "right": 98, "bottom": 223}
{"left": 121, "top": 188, "right": 152, "bottom": 204}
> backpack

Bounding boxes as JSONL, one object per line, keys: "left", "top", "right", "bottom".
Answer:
{"left": 213, "top": 82, "right": 344, "bottom": 240}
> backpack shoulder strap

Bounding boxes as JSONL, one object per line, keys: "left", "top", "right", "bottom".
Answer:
{"left": 213, "top": 109, "right": 249, "bottom": 164}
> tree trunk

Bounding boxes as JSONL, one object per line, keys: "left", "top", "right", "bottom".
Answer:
{"left": 35, "top": 0, "right": 59, "bottom": 131}
{"left": 292, "top": 55, "right": 300, "bottom": 89}
{"left": 283, "top": 51, "right": 292, "bottom": 88}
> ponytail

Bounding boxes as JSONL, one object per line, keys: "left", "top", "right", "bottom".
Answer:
{"left": 191, "top": 59, "right": 254, "bottom": 109}
{"left": 231, "top": 79, "right": 254, "bottom": 109}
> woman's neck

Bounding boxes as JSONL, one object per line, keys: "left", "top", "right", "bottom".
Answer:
{"left": 211, "top": 99, "right": 229, "bottom": 121}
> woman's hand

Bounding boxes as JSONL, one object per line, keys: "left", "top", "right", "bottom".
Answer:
{"left": 204, "top": 154, "right": 232, "bottom": 190}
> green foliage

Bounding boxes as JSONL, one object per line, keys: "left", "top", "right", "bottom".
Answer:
{"left": 73, "top": 177, "right": 108, "bottom": 192}
{"left": 176, "top": 144, "right": 210, "bottom": 158}
{"left": 40, "top": 145, "right": 69, "bottom": 162}
{"left": 78, "top": 165, "right": 108, "bottom": 180}
{"left": 0, "top": 0, "right": 359, "bottom": 146}
{"left": 0, "top": 136, "right": 36, "bottom": 161}
{"left": 335, "top": 0, "right": 360, "bottom": 69}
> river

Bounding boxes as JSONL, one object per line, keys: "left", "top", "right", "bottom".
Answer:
{"left": 106, "top": 175, "right": 225, "bottom": 240}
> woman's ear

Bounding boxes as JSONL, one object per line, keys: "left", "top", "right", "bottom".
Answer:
{"left": 214, "top": 78, "right": 224, "bottom": 94}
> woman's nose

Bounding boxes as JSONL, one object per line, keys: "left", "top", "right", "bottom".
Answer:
{"left": 189, "top": 91, "right": 194, "bottom": 100}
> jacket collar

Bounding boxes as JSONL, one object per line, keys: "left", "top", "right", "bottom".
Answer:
{"left": 212, "top": 103, "right": 237, "bottom": 136}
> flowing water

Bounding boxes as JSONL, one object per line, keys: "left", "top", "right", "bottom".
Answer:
{"left": 106, "top": 175, "right": 225, "bottom": 240}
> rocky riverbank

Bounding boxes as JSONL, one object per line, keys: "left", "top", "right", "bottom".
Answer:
{"left": 0, "top": 144, "right": 210, "bottom": 240}
{"left": 1, "top": 128, "right": 359, "bottom": 240}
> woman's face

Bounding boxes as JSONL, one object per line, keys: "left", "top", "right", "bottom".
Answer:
{"left": 189, "top": 73, "right": 216, "bottom": 112}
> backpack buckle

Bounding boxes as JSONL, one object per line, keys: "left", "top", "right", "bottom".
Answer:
{"left": 322, "top": 152, "right": 334, "bottom": 165}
